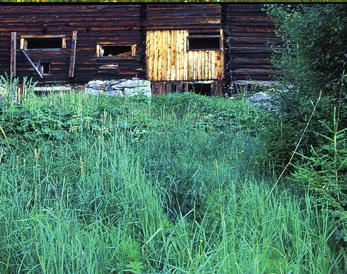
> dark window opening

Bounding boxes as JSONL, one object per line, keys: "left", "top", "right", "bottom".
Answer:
{"left": 26, "top": 38, "right": 63, "bottom": 49}
{"left": 188, "top": 32, "right": 221, "bottom": 50}
{"left": 39, "top": 63, "right": 51, "bottom": 75}
{"left": 189, "top": 31, "right": 220, "bottom": 36}
{"left": 188, "top": 83, "right": 212, "bottom": 96}
{"left": 98, "top": 45, "right": 133, "bottom": 58}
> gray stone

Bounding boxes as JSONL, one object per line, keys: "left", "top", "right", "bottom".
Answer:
{"left": 115, "top": 79, "right": 150, "bottom": 88}
{"left": 84, "top": 78, "right": 151, "bottom": 97}
{"left": 249, "top": 92, "right": 271, "bottom": 102}
{"left": 85, "top": 80, "right": 105, "bottom": 90}
{"left": 84, "top": 87, "right": 102, "bottom": 95}
{"left": 105, "top": 89, "right": 123, "bottom": 96}
{"left": 248, "top": 92, "right": 274, "bottom": 110}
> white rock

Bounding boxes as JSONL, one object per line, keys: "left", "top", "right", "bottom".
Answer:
{"left": 105, "top": 89, "right": 123, "bottom": 96}
{"left": 84, "top": 87, "right": 102, "bottom": 95}
{"left": 84, "top": 79, "right": 151, "bottom": 97}
{"left": 85, "top": 80, "right": 105, "bottom": 90}
{"left": 249, "top": 92, "right": 271, "bottom": 103}
{"left": 115, "top": 79, "right": 150, "bottom": 88}
{"left": 248, "top": 92, "right": 274, "bottom": 110}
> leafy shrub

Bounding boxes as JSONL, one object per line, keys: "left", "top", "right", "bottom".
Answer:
{"left": 263, "top": 4, "right": 347, "bottom": 255}
{"left": 266, "top": 4, "right": 347, "bottom": 97}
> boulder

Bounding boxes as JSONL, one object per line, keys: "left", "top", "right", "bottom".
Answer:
{"left": 248, "top": 92, "right": 274, "bottom": 110}
{"left": 115, "top": 79, "right": 150, "bottom": 88}
{"left": 105, "top": 88, "right": 123, "bottom": 97}
{"left": 85, "top": 80, "right": 105, "bottom": 91}
{"left": 84, "top": 87, "right": 103, "bottom": 95}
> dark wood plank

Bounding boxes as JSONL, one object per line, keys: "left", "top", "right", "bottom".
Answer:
{"left": 21, "top": 49, "right": 43, "bottom": 78}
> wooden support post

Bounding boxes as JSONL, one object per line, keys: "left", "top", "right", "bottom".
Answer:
{"left": 10, "top": 32, "right": 17, "bottom": 77}
{"left": 21, "top": 49, "right": 43, "bottom": 78}
{"left": 68, "top": 31, "right": 78, "bottom": 78}
{"left": 176, "top": 82, "right": 183, "bottom": 93}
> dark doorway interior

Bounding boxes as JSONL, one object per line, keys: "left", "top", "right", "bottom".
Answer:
{"left": 188, "top": 83, "right": 212, "bottom": 96}
{"left": 101, "top": 46, "right": 132, "bottom": 57}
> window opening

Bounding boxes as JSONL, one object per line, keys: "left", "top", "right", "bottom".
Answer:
{"left": 39, "top": 63, "right": 51, "bottom": 75}
{"left": 97, "top": 45, "right": 135, "bottom": 58}
{"left": 187, "top": 32, "right": 221, "bottom": 50}
{"left": 22, "top": 37, "right": 64, "bottom": 49}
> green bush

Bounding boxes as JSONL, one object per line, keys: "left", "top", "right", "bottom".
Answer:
{"left": 263, "top": 4, "right": 347, "bottom": 255}
{"left": 263, "top": 4, "right": 346, "bottom": 167}
{"left": 266, "top": 4, "right": 347, "bottom": 96}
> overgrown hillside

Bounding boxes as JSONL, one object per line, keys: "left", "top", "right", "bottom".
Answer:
{"left": 0, "top": 91, "right": 343, "bottom": 273}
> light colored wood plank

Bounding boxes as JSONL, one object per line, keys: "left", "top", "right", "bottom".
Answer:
{"left": 183, "top": 31, "right": 188, "bottom": 81}
{"left": 162, "top": 31, "right": 167, "bottom": 81}
{"left": 146, "top": 31, "right": 151, "bottom": 80}
{"left": 170, "top": 30, "right": 176, "bottom": 81}
{"left": 167, "top": 31, "right": 171, "bottom": 81}
{"left": 212, "top": 52, "right": 216, "bottom": 79}
{"left": 153, "top": 31, "right": 158, "bottom": 81}
{"left": 10, "top": 32, "right": 16, "bottom": 77}
{"left": 68, "top": 31, "right": 77, "bottom": 78}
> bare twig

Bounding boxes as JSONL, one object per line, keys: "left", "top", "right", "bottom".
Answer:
{"left": 266, "top": 90, "right": 322, "bottom": 200}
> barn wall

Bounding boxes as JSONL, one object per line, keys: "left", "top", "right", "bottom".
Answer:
{"left": 0, "top": 5, "right": 144, "bottom": 83}
{"left": 145, "top": 4, "right": 224, "bottom": 95}
{"left": 223, "top": 4, "right": 281, "bottom": 91}
{"left": 145, "top": 4, "right": 222, "bottom": 31}
{"left": 0, "top": 4, "right": 280, "bottom": 92}
{"left": 146, "top": 30, "right": 224, "bottom": 81}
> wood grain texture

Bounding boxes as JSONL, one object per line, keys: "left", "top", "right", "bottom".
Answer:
{"left": 0, "top": 4, "right": 278, "bottom": 88}
{"left": 68, "top": 31, "right": 77, "bottom": 78}
{"left": 10, "top": 32, "right": 16, "bottom": 76}
{"left": 0, "top": 5, "right": 143, "bottom": 83}
{"left": 146, "top": 30, "right": 224, "bottom": 81}
{"left": 223, "top": 4, "right": 281, "bottom": 86}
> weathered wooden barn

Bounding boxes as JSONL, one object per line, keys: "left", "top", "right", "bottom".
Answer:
{"left": 0, "top": 4, "right": 280, "bottom": 95}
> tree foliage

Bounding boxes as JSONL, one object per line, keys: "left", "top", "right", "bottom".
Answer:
{"left": 267, "top": 4, "right": 347, "bottom": 97}
{"left": 264, "top": 4, "right": 347, "bottom": 250}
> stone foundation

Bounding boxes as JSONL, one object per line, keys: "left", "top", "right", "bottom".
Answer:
{"left": 84, "top": 78, "right": 151, "bottom": 97}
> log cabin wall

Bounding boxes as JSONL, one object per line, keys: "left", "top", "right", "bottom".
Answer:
{"left": 0, "top": 4, "right": 279, "bottom": 94}
{"left": 144, "top": 4, "right": 222, "bottom": 31}
{"left": 223, "top": 4, "right": 281, "bottom": 92}
{"left": 0, "top": 5, "right": 144, "bottom": 83}
{"left": 145, "top": 4, "right": 224, "bottom": 95}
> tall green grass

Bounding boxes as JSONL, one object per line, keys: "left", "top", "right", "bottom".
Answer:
{"left": 0, "top": 91, "right": 343, "bottom": 273}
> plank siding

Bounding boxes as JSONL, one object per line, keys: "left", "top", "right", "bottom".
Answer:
{"left": 145, "top": 4, "right": 222, "bottom": 31}
{"left": 146, "top": 30, "right": 224, "bottom": 81}
{"left": 0, "top": 5, "right": 144, "bottom": 83}
{"left": 0, "top": 4, "right": 279, "bottom": 93}
{"left": 223, "top": 4, "right": 281, "bottom": 90}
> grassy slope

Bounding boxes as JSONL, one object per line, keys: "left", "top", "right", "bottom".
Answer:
{"left": 0, "top": 92, "right": 341, "bottom": 273}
